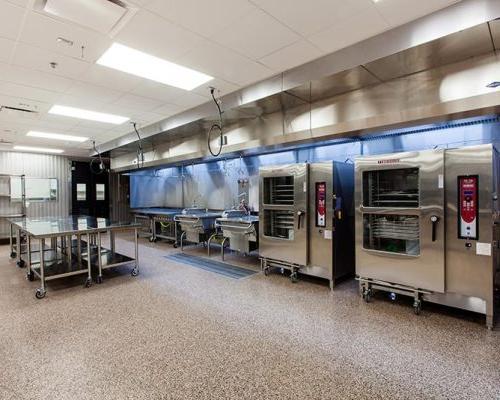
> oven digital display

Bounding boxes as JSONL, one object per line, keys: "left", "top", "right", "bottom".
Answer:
{"left": 458, "top": 175, "right": 478, "bottom": 240}
{"left": 316, "top": 182, "right": 326, "bottom": 227}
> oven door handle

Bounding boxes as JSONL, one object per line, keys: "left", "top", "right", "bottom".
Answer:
{"left": 297, "top": 210, "right": 305, "bottom": 229}
{"left": 430, "top": 215, "right": 439, "bottom": 242}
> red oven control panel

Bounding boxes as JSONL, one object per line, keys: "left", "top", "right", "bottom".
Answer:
{"left": 458, "top": 175, "right": 478, "bottom": 240}
{"left": 316, "top": 182, "right": 326, "bottom": 227}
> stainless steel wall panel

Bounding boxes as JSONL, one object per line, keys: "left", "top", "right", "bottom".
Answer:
{"left": 0, "top": 151, "right": 71, "bottom": 236}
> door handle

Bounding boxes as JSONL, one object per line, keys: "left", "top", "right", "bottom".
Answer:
{"left": 430, "top": 215, "right": 439, "bottom": 242}
{"left": 297, "top": 210, "right": 305, "bottom": 229}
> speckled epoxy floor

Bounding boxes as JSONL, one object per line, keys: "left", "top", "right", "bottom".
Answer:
{"left": 0, "top": 234, "right": 499, "bottom": 400}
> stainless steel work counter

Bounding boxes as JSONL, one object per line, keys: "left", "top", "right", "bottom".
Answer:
{"left": 8, "top": 216, "right": 140, "bottom": 299}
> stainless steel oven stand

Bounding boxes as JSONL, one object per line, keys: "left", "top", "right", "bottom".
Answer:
{"left": 357, "top": 277, "right": 431, "bottom": 315}
{"left": 261, "top": 257, "right": 300, "bottom": 283}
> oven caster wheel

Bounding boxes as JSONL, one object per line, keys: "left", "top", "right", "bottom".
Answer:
{"left": 290, "top": 272, "right": 298, "bottom": 283}
{"left": 173, "top": 243, "right": 178, "bottom": 248}
{"left": 131, "top": 267, "right": 139, "bottom": 277}
{"left": 96, "top": 276, "right": 103, "bottom": 284}
{"left": 35, "top": 288, "right": 46, "bottom": 299}
{"left": 362, "top": 288, "right": 372, "bottom": 303}
{"left": 26, "top": 271, "right": 34, "bottom": 281}
{"left": 84, "top": 278, "right": 92, "bottom": 288}
{"left": 10, "top": 251, "right": 16, "bottom": 259}
{"left": 149, "top": 237, "right": 156, "bottom": 243}
{"left": 413, "top": 300, "right": 422, "bottom": 315}
{"left": 16, "top": 260, "right": 25, "bottom": 268}
{"left": 263, "top": 268, "right": 269, "bottom": 276}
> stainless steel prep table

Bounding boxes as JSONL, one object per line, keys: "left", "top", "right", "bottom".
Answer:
{"left": 8, "top": 216, "right": 140, "bottom": 299}
{"left": 131, "top": 207, "right": 182, "bottom": 243}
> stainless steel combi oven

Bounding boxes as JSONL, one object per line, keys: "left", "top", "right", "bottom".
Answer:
{"left": 259, "top": 162, "right": 354, "bottom": 288}
{"left": 355, "top": 144, "right": 499, "bottom": 328}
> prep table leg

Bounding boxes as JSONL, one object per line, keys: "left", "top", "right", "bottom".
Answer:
{"left": 131, "top": 228, "right": 139, "bottom": 276}
{"left": 110, "top": 230, "right": 115, "bottom": 254}
{"left": 9, "top": 223, "right": 15, "bottom": 258}
{"left": 26, "top": 235, "right": 34, "bottom": 281}
{"left": 151, "top": 218, "right": 156, "bottom": 242}
{"left": 96, "top": 232, "right": 103, "bottom": 284}
{"left": 221, "top": 237, "right": 229, "bottom": 261}
{"left": 35, "top": 238, "right": 46, "bottom": 299}
{"left": 84, "top": 233, "right": 92, "bottom": 288}
{"left": 77, "top": 234, "right": 82, "bottom": 265}
{"left": 67, "top": 235, "right": 72, "bottom": 265}
{"left": 16, "top": 228, "right": 25, "bottom": 268}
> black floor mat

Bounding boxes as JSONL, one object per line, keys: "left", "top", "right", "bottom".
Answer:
{"left": 165, "top": 253, "right": 258, "bottom": 279}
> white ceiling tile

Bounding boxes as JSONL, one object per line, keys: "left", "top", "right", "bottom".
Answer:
{"left": 79, "top": 64, "right": 143, "bottom": 93}
{"left": 0, "top": 62, "right": 73, "bottom": 93}
{"left": 150, "top": 102, "right": 183, "bottom": 117}
{"left": 250, "top": 0, "right": 373, "bottom": 37}
{"left": 374, "top": 0, "right": 461, "bottom": 27}
{"left": 191, "top": 78, "right": 240, "bottom": 98}
{"left": 0, "top": 0, "right": 25, "bottom": 40}
{"left": 130, "top": 81, "right": 188, "bottom": 103}
{"left": 110, "top": 93, "right": 164, "bottom": 113}
{"left": 146, "top": 0, "right": 256, "bottom": 38}
{"left": 5, "top": 0, "right": 30, "bottom": 7}
{"left": 19, "top": 11, "right": 111, "bottom": 62}
{"left": 180, "top": 40, "right": 274, "bottom": 86}
{"left": 63, "top": 81, "right": 124, "bottom": 105}
{"left": 0, "top": 38, "right": 15, "bottom": 63}
{"left": 171, "top": 92, "right": 208, "bottom": 108}
{"left": 114, "top": 10, "right": 204, "bottom": 60}
{"left": 213, "top": 8, "right": 300, "bottom": 59}
{"left": 0, "top": 81, "right": 61, "bottom": 103}
{"left": 259, "top": 39, "right": 322, "bottom": 71}
{"left": 12, "top": 43, "right": 91, "bottom": 80}
{"left": 308, "top": 7, "right": 390, "bottom": 54}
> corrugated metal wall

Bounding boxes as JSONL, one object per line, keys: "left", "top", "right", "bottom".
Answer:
{"left": 0, "top": 151, "right": 71, "bottom": 236}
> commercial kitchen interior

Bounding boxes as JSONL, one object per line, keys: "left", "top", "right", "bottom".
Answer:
{"left": 0, "top": 0, "right": 500, "bottom": 398}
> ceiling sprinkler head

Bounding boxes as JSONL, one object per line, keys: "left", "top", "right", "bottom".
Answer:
{"left": 49, "top": 62, "right": 58, "bottom": 69}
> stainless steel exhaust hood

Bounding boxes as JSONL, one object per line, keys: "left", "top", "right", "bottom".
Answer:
{"left": 100, "top": 0, "right": 500, "bottom": 172}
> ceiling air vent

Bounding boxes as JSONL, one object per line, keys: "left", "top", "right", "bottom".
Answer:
{"left": 43, "top": 0, "right": 129, "bottom": 34}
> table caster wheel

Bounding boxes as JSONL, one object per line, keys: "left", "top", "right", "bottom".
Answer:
{"left": 35, "top": 288, "right": 46, "bottom": 299}
{"left": 173, "top": 243, "right": 178, "bottom": 248}
{"left": 16, "top": 260, "right": 25, "bottom": 268}
{"left": 290, "top": 272, "right": 298, "bottom": 283}
{"left": 413, "top": 300, "right": 422, "bottom": 315}
{"left": 96, "top": 276, "right": 103, "bottom": 284}
{"left": 362, "top": 288, "right": 372, "bottom": 303}
{"left": 264, "top": 268, "right": 269, "bottom": 276}
{"left": 84, "top": 278, "right": 92, "bottom": 288}
{"left": 10, "top": 251, "right": 16, "bottom": 259}
{"left": 26, "top": 272, "right": 34, "bottom": 281}
{"left": 149, "top": 237, "right": 155, "bottom": 243}
{"left": 131, "top": 267, "right": 139, "bottom": 277}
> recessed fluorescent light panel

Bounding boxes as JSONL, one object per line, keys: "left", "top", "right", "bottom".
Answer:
{"left": 27, "top": 131, "right": 88, "bottom": 142}
{"left": 48, "top": 105, "right": 129, "bottom": 124}
{"left": 14, "top": 146, "right": 64, "bottom": 154}
{"left": 97, "top": 43, "right": 213, "bottom": 90}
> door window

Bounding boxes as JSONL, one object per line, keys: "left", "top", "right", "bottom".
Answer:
{"left": 363, "top": 168, "right": 419, "bottom": 207}
{"left": 263, "top": 210, "right": 294, "bottom": 240}
{"left": 76, "top": 183, "right": 86, "bottom": 201}
{"left": 363, "top": 214, "right": 420, "bottom": 255}
{"left": 263, "top": 176, "right": 294, "bottom": 205}
{"left": 96, "top": 184, "right": 105, "bottom": 201}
